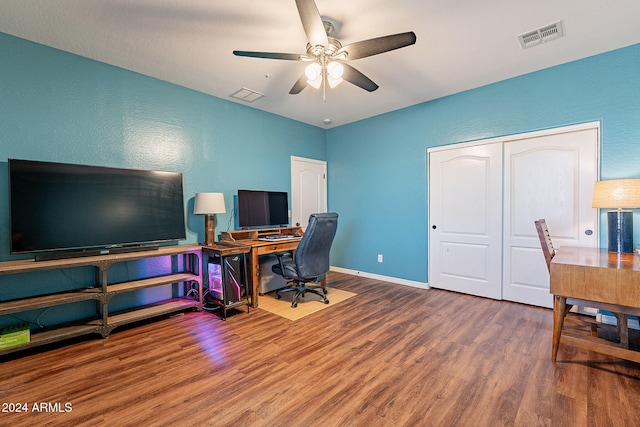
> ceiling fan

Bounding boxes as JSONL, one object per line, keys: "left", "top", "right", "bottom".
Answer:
{"left": 233, "top": 0, "right": 417, "bottom": 97}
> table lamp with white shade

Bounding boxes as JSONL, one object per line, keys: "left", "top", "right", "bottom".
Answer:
{"left": 592, "top": 179, "right": 640, "bottom": 253}
{"left": 194, "top": 192, "right": 226, "bottom": 246}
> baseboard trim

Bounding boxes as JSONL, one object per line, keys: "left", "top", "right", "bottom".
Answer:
{"left": 330, "top": 266, "right": 429, "bottom": 290}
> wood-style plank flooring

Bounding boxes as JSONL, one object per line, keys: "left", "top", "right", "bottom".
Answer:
{"left": 2, "top": 272, "right": 640, "bottom": 426}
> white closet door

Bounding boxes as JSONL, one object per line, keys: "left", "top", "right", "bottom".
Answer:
{"left": 502, "top": 127, "right": 599, "bottom": 308}
{"left": 428, "top": 142, "right": 503, "bottom": 299}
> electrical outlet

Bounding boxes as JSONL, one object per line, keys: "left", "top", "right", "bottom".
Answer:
{"left": 377, "top": 254, "right": 383, "bottom": 263}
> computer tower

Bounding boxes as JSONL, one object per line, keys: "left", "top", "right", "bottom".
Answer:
{"left": 207, "top": 253, "right": 246, "bottom": 305}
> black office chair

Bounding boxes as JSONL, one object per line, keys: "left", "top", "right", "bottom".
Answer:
{"left": 272, "top": 212, "right": 338, "bottom": 308}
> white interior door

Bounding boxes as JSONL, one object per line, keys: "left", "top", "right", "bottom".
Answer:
{"left": 428, "top": 142, "right": 504, "bottom": 299}
{"left": 291, "top": 156, "right": 327, "bottom": 230}
{"left": 503, "top": 127, "right": 599, "bottom": 307}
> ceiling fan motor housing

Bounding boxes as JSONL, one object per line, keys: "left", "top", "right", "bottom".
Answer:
{"left": 306, "top": 37, "right": 343, "bottom": 61}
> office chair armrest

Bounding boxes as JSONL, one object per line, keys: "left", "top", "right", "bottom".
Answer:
{"left": 273, "top": 252, "right": 289, "bottom": 273}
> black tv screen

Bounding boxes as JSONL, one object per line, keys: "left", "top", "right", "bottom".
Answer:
{"left": 237, "top": 190, "right": 289, "bottom": 228}
{"left": 9, "top": 159, "right": 186, "bottom": 257}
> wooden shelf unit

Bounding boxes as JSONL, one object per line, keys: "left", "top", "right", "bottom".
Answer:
{"left": 0, "top": 244, "right": 202, "bottom": 356}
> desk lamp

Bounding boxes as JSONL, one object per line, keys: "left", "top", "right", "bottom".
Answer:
{"left": 592, "top": 179, "right": 640, "bottom": 253}
{"left": 194, "top": 192, "right": 226, "bottom": 246}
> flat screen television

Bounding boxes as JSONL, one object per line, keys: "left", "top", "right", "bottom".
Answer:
{"left": 237, "top": 189, "right": 289, "bottom": 228}
{"left": 9, "top": 159, "right": 186, "bottom": 260}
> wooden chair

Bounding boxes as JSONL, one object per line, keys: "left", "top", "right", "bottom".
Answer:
{"left": 534, "top": 219, "right": 556, "bottom": 272}
{"left": 534, "top": 219, "right": 630, "bottom": 355}
{"left": 535, "top": 219, "right": 574, "bottom": 344}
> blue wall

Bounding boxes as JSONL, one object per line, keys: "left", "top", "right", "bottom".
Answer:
{"left": 0, "top": 32, "right": 326, "bottom": 261}
{"left": 327, "top": 43, "right": 640, "bottom": 283}
{"left": 0, "top": 32, "right": 326, "bottom": 328}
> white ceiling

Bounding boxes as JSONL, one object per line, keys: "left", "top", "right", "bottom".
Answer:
{"left": 1, "top": 0, "right": 639, "bottom": 128}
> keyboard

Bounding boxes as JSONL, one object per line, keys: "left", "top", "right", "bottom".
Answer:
{"left": 259, "top": 234, "right": 301, "bottom": 241}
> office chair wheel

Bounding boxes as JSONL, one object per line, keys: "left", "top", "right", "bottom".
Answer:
{"left": 276, "top": 294, "right": 281, "bottom": 300}
{"left": 322, "top": 288, "right": 328, "bottom": 294}
{"left": 324, "top": 299, "right": 329, "bottom": 304}
{"left": 291, "top": 301, "right": 297, "bottom": 308}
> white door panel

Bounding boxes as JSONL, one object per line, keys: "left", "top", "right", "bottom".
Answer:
{"left": 429, "top": 143, "right": 503, "bottom": 299}
{"left": 291, "top": 156, "right": 327, "bottom": 230}
{"left": 503, "top": 128, "right": 599, "bottom": 307}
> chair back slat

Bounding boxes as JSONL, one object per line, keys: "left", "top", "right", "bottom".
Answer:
{"left": 534, "top": 219, "right": 555, "bottom": 272}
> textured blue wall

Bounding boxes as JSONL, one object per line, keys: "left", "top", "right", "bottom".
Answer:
{"left": 0, "top": 32, "right": 326, "bottom": 327}
{"left": 327, "top": 43, "right": 640, "bottom": 283}
{"left": 0, "top": 32, "right": 326, "bottom": 261}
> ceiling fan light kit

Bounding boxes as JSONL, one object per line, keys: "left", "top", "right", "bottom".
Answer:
{"left": 232, "top": 0, "right": 416, "bottom": 99}
{"left": 305, "top": 60, "right": 344, "bottom": 90}
{"left": 327, "top": 61, "right": 344, "bottom": 80}
{"left": 305, "top": 62, "right": 323, "bottom": 88}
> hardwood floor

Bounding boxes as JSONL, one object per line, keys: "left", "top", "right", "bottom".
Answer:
{"left": 2, "top": 272, "right": 640, "bottom": 426}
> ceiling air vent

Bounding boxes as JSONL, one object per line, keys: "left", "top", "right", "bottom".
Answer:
{"left": 518, "top": 20, "right": 565, "bottom": 49}
{"left": 230, "top": 87, "right": 265, "bottom": 103}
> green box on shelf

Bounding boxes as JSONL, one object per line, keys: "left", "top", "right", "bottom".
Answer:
{"left": 0, "top": 324, "right": 30, "bottom": 349}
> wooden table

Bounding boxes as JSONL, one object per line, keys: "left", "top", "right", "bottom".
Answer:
{"left": 550, "top": 246, "right": 640, "bottom": 363}
{"left": 237, "top": 238, "right": 301, "bottom": 308}
{"left": 220, "top": 227, "right": 305, "bottom": 308}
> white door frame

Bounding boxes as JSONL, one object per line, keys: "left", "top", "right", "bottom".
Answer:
{"left": 428, "top": 122, "right": 601, "bottom": 154}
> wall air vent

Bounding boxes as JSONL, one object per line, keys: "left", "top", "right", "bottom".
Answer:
{"left": 518, "top": 20, "right": 565, "bottom": 49}
{"left": 230, "top": 87, "right": 265, "bottom": 103}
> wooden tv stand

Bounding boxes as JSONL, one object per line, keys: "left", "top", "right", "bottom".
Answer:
{"left": 0, "top": 244, "right": 202, "bottom": 356}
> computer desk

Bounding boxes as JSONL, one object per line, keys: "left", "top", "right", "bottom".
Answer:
{"left": 220, "top": 227, "right": 303, "bottom": 308}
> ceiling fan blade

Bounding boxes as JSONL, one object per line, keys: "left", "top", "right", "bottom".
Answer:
{"left": 342, "top": 64, "right": 379, "bottom": 92}
{"left": 338, "top": 32, "right": 417, "bottom": 60}
{"left": 289, "top": 73, "right": 308, "bottom": 94}
{"left": 295, "top": 0, "right": 328, "bottom": 47}
{"left": 233, "top": 50, "right": 305, "bottom": 61}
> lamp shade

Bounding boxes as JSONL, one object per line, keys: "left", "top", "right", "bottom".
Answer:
{"left": 194, "top": 192, "right": 226, "bottom": 214}
{"left": 592, "top": 179, "right": 640, "bottom": 208}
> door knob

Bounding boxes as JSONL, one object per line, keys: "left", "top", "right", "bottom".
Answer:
{"left": 432, "top": 225, "right": 437, "bottom": 229}
{"left": 585, "top": 229, "right": 593, "bottom": 236}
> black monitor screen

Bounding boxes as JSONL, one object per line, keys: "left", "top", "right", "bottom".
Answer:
{"left": 237, "top": 190, "right": 288, "bottom": 228}
{"left": 9, "top": 159, "right": 186, "bottom": 255}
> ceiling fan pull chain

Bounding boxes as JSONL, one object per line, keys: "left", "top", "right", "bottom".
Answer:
{"left": 322, "top": 67, "right": 327, "bottom": 103}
